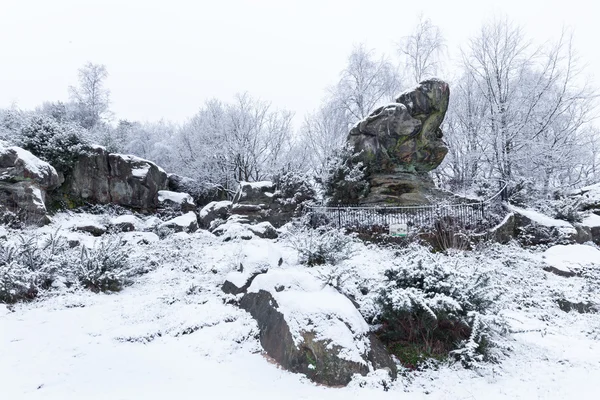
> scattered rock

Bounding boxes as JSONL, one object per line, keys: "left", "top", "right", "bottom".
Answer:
{"left": 74, "top": 223, "right": 107, "bottom": 237}
{"left": 557, "top": 299, "right": 597, "bottom": 314}
{"left": 158, "top": 190, "right": 196, "bottom": 213}
{"left": 109, "top": 214, "right": 142, "bottom": 232}
{"left": 199, "top": 200, "right": 232, "bottom": 229}
{"left": 158, "top": 211, "right": 199, "bottom": 233}
{"left": 248, "top": 222, "right": 278, "bottom": 239}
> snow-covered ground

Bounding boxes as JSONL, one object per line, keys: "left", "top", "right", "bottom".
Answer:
{"left": 1, "top": 213, "right": 600, "bottom": 399}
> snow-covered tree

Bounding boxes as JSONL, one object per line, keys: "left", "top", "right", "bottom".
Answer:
{"left": 399, "top": 15, "right": 446, "bottom": 84}
{"left": 69, "top": 62, "right": 112, "bottom": 130}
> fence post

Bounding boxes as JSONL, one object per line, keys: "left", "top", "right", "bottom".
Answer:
{"left": 337, "top": 205, "right": 341, "bottom": 228}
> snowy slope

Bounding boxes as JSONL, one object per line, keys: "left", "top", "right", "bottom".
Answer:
{"left": 1, "top": 216, "right": 600, "bottom": 399}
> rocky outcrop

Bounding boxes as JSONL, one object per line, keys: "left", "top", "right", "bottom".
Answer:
{"left": 230, "top": 269, "right": 397, "bottom": 386}
{"left": 61, "top": 146, "right": 168, "bottom": 211}
{"left": 331, "top": 79, "right": 451, "bottom": 205}
{"left": 0, "top": 142, "right": 60, "bottom": 225}
{"left": 348, "top": 79, "right": 449, "bottom": 174}
{"left": 231, "top": 176, "right": 316, "bottom": 228}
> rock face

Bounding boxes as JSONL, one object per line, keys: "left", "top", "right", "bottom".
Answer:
{"left": 0, "top": 142, "right": 60, "bottom": 225}
{"left": 62, "top": 146, "right": 168, "bottom": 211}
{"left": 348, "top": 79, "right": 449, "bottom": 174}
{"left": 233, "top": 269, "right": 397, "bottom": 386}
{"left": 334, "top": 79, "right": 450, "bottom": 205}
{"left": 231, "top": 177, "right": 315, "bottom": 228}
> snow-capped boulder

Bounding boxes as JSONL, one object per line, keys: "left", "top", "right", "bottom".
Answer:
{"left": 508, "top": 205, "right": 578, "bottom": 245}
{"left": 543, "top": 244, "right": 600, "bottom": 277}
{"left": 582, "top": 213, "right": 600, "bottom": 246}
{"left": 73, "top": 222, "right": 107, "bottom": 237}
{"left": 0, "top": 142, "right": 60, "bottom": 225}
{"left": 61, "top": 146, "right": 168, "bottom": 211}
{"left": 158, "top": 190, "right": 196, "bottom": 213}
{"left": 158, "top": 211, "right": 199, "bottom": 233}
{"left": 247, "top": 221, "right": 278, "bottom": 239}
{"left": 109, "top": 214, "right": 143, "bottom": 232}
{"left": 199, "top": 200, "right": 232, "bottom": 229}
{"left": 237, "top": 268, "right": 397, "bottom": 386}
{"left": 571, "top": 183, "right": 600, "bottom": 212}
{"left": 231, "top": 174, "right": 315, "bottom": 228}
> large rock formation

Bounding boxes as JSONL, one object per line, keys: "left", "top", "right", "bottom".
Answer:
{"left": 225, "top": 268, "right": 397, "bottom": 386}
{"left": 59, "top": 146, "right": 168, "bottom": 211}
{"left": 338, "top": 79, "right": 450, "bottom": 205}
{"left": 0, "top": 142, "right": 60, "bottom": 225}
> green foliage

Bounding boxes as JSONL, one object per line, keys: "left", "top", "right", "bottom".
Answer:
{"left": 17, "top": 115, "right": 89, "bottom": 175}
{"left": 286, "top": 225, "right": 357, "bottom": 267}
{"left": 376, "top": 251, "right": 507, "bottom": 369}
{"left": 319, "top": 147, "right": 369, "bottom": 205}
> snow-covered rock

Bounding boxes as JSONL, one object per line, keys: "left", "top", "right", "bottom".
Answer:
{"left": 543, "top": 244, "right": 600, "bottom": 277}
{"left": 110, "top": 214, "right": 143, "bottom": 232}
{"left": 199, "top": 200, "right": 232, "bottom": 229}
{"left": 508, "top": 205, "right": 578, "bottom": 245}
{"left": 63, "top": 146, "right": 168, "bottom": 211}
{"left": 158, "top": 211, "right": 199, "bottom": 233}
{"left": 0, "top": 142, "right": 60, "bottom": 225}
{"left": 238, "top": 268, "right": 396, "bottom": 386}
{"left": 158, "top": 190, "right": 196, "bottom": 212}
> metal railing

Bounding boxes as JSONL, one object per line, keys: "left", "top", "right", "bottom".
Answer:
{"left": 305, "top": 181, "right": 508, "bottom": 230}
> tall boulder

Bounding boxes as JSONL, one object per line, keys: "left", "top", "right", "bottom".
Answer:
{"left": 335, "top": 79, "right": 451, "bottom": 206}
{"left": 0, "top": 142, "right": 59, "bottom": 225}
{"left": 348, "top": 79, "right": 449, "bottom": 174}
{"left": 61, "top": 146, "right": 168, "bottom": 211}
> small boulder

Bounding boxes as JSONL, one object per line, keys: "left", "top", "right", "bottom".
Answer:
{"left": 110, "top": 214, "right": 142, "bottom": 232}
{"left": 248, "top": 222, "right": 278, "bottom": 239}
{"left": 199, "top": 200, "right": 232, "bottom": 229}
{"left": 74, "top": 223, "right": 107, "bottom": 237}
{"left": 158, "top": 190, "right": 196, "bottom": 213}
{"left": 158, "top": 211, "right": 199, "bottom": 233}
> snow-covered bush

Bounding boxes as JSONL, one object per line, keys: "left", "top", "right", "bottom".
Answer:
{"left": 319, "top": 147, "right": 369, "bottom": 205}
{"left": 376, "top": 247, "right": 508, "bottom": 369}
{"left": 76, "top": 235, "right": 132, "bottom": 293}
{"left": 0, "top": 231, "right": 69, "bottom": 303}
{"left": 16, "top": 114, "right": 89, "bottom": 174}
{"left": 285, "top": 225, "right": 357, "bottom": 267}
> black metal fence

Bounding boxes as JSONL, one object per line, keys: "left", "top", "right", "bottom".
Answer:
{"left": 306, "top": 182, "right": 507, "bottom": 230}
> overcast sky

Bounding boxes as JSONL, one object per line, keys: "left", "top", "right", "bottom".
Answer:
{"left": 1, "top": 0, "right": 598, "bottom": 125}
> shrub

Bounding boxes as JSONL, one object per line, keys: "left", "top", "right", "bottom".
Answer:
{"left": 319, "top": 147, "right": 369, "bottom": 205}
{"left": 0, "top": 231, "right": 69, "bottom": 303}
{"left": 76, "top": 236, "right": 131, "bottom": 293}
{"left": 376, "top": 249, "right": 507, "bottom": 369}
{"left": 17, "top": 115, "right": 89, "bottom": 175}
{"left": 286, "top": 225, "right": 356, "bottom": 267}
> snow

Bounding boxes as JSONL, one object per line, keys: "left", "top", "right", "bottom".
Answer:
{"left": 582, "top": 213, "right": 600, "bottom": 227}
{"left": 248, "top": 268, "right": 371, "bottom": 364}
{"left": 240, "top": 181, "right": 274, "bottom": 190}
{"left": 159, "top": 211, "right": 198, "bottom": 230}
{"left": 158, "top": 190, "right": 194, "bottom": 205}
{"left": 0, "top": 142, "right": 57, "bottom": 182}
{"left": 543, "top": 244, "right": 600, "bottom": 273}
{"left": 199, "top": 200, "right": 232, "bottom": 219}
{"left": 2, "top": 213, "right": 600, "bottom": 399}
{"left": 508, "top": 205, "right": 572, "bottom": 228}
{"left": 111, "top": 214, "right": 142, "bottom": 227}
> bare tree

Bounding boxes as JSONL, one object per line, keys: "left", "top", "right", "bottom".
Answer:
{"left": 69, "top": 62, "right": 111, "bottom": 130}
{"left": 399, "top": 15, "right": 445, "bottom": 84}
{"left": 330, "top": 44, "right": 401, "bottom": 124}
{"left": 454, "top": 17, "right": 598, "bottom": 194}
{"left": 301, "top": 99, "right": 350, "bottom": 174}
